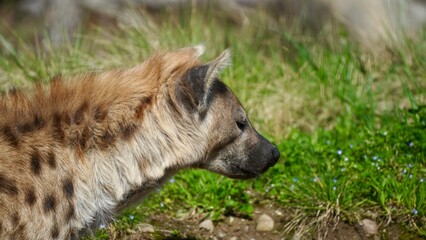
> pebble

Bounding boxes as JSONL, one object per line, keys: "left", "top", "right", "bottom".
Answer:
{"left": 256, "top": 213, "right": 274, "bottom": 232}
{"left": 230, "top": 237, "right": 238, "bottom": 240}
{"left": 275, "top": 210, "right": 283, "bottom": 216}
{"left": 199, "top": 219, "right": 214, "bottom": 232}
{"left": 361, "top": 219, "right": 378, "bottom": 236}
{"left": 217, "top": 232, "right": 226, "bottom": 238}
{"left": 229, "top": 216, "right": 235, "bottom": 225}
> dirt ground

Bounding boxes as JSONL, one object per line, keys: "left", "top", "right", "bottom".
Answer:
{"left": 122, "top": 205, "right": 422, "bottom": 240}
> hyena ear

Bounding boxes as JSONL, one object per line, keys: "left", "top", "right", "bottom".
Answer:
{"left": 181, "top": 46, "right": 231, "bottom": 114}
{"left": 179, "top": 44, "right": 205, "bottom": 58}
{"left": 181, "top": 49, "right": 231, "bottom": 113}
{"left": 193, "top": 44, "right": 206, "bottom": 57}
{"left": 202, "top": 49, "right": 231, "bottom": 103}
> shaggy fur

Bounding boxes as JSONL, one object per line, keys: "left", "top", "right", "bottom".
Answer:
{"left": 0, "top": 46, "right": 279, "bottom": 239}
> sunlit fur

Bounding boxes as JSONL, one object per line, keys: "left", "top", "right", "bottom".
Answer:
{"left": 0, "top": 46, "right": 219, "bottom": 238}
{"left": 0, "top": 45, "right": 279, "bottom": 239}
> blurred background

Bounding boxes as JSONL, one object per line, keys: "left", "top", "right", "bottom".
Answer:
{"left": 1, "top": 0, "right": 426, "bottom": 51}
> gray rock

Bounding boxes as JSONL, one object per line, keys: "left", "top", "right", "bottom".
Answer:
{"left": 361, "top": 219, "right": 379, "bottom": 236}
{"left": 256, "top": 213, "right": 274, "bottom": 232}
{"left": 217, "top": 232, "right": 226, "bottom": 238}
{"left": 199, "top": 219, "right": 214, "bottom": 232}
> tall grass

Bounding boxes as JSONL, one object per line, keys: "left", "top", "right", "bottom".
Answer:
{"left": 1, "top": 7, "right": 425, "bottom": 238}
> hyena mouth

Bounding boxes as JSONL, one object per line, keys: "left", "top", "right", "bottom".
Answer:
{"left": 230, "top": 163, "right": 261, "bottom": 179}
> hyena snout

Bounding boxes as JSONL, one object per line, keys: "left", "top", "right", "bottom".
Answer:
{"left": 256, "top": 136, "right": 280, "bottom": 173}
{"left": 270, "top": 146, "right": 281, "bottom": 168}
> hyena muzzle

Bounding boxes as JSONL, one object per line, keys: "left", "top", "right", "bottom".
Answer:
{"left": 0, "top": 45, "right": 279, "bottom": 239}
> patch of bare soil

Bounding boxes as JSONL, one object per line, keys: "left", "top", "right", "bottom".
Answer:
{"left": 124, "top": 206, "right": 422, "bottom": 240}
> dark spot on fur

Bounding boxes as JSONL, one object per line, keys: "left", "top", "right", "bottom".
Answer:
{"left": 100, "top": 131, "right": 115, "bottom": 148}
{"left": 16, "top": 115, "right": 45, "bottom": 133}
{"left": 33, "top": 114, "right": 44, "bottom": 129}
{"left": 11, "top": 212, "right": 19, "bottom": 225}
{"left": 47, "top": 151, "right": 56, "bottom": 169}
{"left": 25, "top": 189, "right": 36, "bottom": 206}
{"left": 51, "top": 225, "right": 59, "bottom": 238}
{"left": 66, "top": 205, "right": 75, "bottom": 222}
{"left": 63, "top": 178, "right": 74, "bottom": 199}
{"left": 16, "top": 122, "right": 34, "bottom": 133}
{"left": 63, "top": 113, "right": 72, "bottom": 125}
{"left": 30, "top": 151, "right": 42, "bottom": 175}
{"left": 1, "top": 126, "right": 19, "bottom": 147}
{"left": 43, "top": 194, "right": 56, "bottom": 213}
{"left": 135, "top": 97, "right": 152, "bottom": 119}
{"left": 74, "top": 102, "right": 88, "bottom": 125}
{"left": 0, "top": 221, "right": 3, "bottom": 233}
{"left": 52, "top": 113, "right": 65, "bottom": 141}
{"left": 119, "top": 123, "right": 137, "bottom": 140}
{"left": 79, "top": 126, "right": 90, "bottom": 150}
{"left": 93, "top": 106, "right": 108, "bottom": 122}
{"left": 0, "top": 174, "right": 18, "bottom": 196}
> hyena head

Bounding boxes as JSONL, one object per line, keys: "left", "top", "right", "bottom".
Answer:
{"left": 177, "top": 46, "right": 280, "bottom": 179}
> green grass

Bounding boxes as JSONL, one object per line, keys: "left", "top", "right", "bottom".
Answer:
{"left": 1, "top": 7, "right": 425, "bottom": 238}
{"left": 107, "top": 110, "right": 425, "bottom": 238}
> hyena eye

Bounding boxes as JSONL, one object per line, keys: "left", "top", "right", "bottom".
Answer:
{"left": 236, "top": 119, "right": 247, "bottom": 131}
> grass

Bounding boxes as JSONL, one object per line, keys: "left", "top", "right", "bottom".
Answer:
{"left": 1, "top": 6, "right": 425, "bottom": 239}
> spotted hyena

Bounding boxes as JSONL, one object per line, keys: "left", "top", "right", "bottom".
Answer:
{"left": 0, "top": 46, "right": 280, "bottom": 239}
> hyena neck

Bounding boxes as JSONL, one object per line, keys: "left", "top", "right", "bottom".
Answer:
{"left": 74, "top": 104, "right": 208, "bottom": 232}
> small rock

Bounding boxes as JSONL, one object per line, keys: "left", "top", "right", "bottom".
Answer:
{"left": 229, "top": 216, "right": 235, "bottom": 225}
{"left": 137, "top": 223, "right": 155, "bottom": 233}
{"left": 256, "top": 213, "right": 274, "bottom": 232}
{"left": 199, "top": 219, "right": 214, "bottom": 232}
{"left": 230, "top": 237, "right": 238, "bottom": 240}
{"left": 244, "top": 225, "right": 249, "bottom": 232}
{"left": 217, "top": 232, "right": 226, "bottom": 238}
{"left": 361, "top": 219, "right": 378, "bottom": 236}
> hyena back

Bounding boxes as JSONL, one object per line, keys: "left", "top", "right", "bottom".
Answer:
{"left": 0, "top": 46, "right": 280, "bottom": 239}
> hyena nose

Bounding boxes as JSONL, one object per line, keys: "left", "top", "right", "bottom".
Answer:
{"left": 272, "top": 147, "right": 280, "bottom": 164}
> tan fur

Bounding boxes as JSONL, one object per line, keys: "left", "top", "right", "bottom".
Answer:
{"left": 0, "top": 48, "right": 204, "bottom": 239}
{"left": 0, "top": 46, "right": 279, "bottom": 239}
